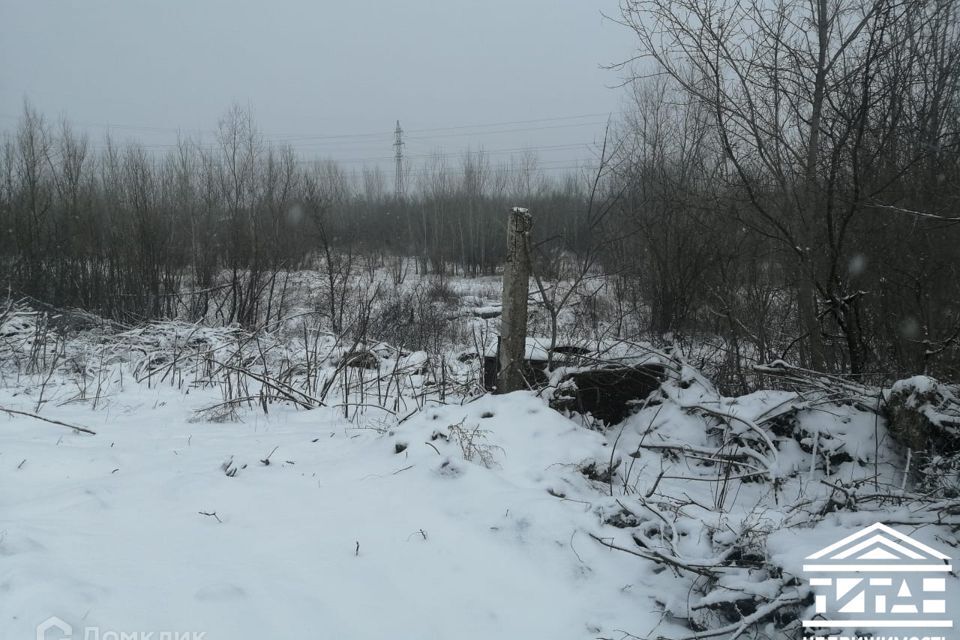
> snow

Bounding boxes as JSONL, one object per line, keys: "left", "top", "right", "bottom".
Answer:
{"left": 2, "top": 302, "right": 958, "bottom": 640}
{"left": 889, "top": 374, "right": 942, "bottom": 398}
{"left": 470, "top": 305, "right": 502, "bottom": 319}
{"left": 479, "top": 336, "right": 553, "bottom": 360}
{"left": 0, "top": 384, "right": 674, "bottom": 639}
{"left": 886, "top": 374, "right": 960, "bottom": 432}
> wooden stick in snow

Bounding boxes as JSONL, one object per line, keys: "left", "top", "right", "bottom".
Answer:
{"left": 0, "top": 406, "right": 96, "bottom": 435}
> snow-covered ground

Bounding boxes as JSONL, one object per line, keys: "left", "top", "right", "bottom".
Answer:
{"left": 1, "top": 380, "right": 681, "bottom": 639}
{"left": 2, "top": 302, "right": 958, "bottom": 640}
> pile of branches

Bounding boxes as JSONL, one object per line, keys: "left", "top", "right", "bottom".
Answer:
{"left": 585, "top": 357, "right": 959, "bottom": 640}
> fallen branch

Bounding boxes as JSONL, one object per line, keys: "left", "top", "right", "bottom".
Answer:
{"left": 0, "top": 405, "right": 96, "bottom": 435}
{"left": 589, "top": 532, "right": 717, "bottom": 577}
{"left": 661, "top": 594, "right": 802, "bottom": 640}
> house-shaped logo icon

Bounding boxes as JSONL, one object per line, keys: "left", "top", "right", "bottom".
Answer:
{"left": 802, "top": 522, "right": 953, "bottom": 630}
{"left": 36, "top": 616, "right": 73, "bottom": 640}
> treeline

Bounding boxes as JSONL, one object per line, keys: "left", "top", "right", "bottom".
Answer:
{"left": 0, "top": 104, "right": 592, "bottom": 326}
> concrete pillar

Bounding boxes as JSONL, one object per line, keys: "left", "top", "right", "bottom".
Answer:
{"left": 497, "top": 207, "right": 532, "bottom": 393}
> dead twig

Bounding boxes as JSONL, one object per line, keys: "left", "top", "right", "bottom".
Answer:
{"left": 0, "top": 405, "right": 96, "bottom": 435}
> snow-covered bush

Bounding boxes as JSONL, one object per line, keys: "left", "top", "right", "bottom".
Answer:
{"left": 885, "top": 376, "right": 960, "bottom": 495}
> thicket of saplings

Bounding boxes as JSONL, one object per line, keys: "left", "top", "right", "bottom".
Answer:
{"left": 611, "top": 0, "right": 960, "bottom": 385}
{"left": 0, "top": 105, "right": 594, "bottom": 324}
{"left": 2, "top": 66, "right": 959, "bottom": 390}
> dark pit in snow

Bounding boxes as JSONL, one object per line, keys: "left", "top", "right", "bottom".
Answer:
{"left": 550, "top": 364, "right": 665, "bottom": 425}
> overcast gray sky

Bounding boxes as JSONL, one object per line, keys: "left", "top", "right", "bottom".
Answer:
{"left": 0, "top": 0, "right": 636, "bottom": 177}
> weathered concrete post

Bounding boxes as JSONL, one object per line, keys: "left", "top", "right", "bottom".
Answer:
{"left": 497, "top": 206, "right": 532, "bottom": 393}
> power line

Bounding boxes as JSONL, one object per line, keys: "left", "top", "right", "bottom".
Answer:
{"left": 277, "top": 119, "right": 610, "bottom": 148}
{"left": 82, "top": 140, "right": 598, "bottom": 163}
{"left": 7, "top": 110, "right": 611, "bottom": 179}
{"left": 0, "top": 111, "right": 613, "bottom": 146}
{"left": 301, "top": 142, "right": 596, "bottom": 165}
{"left": 267, "top": 112, "right": 612, "bottom": 142}
{"left": 296, "top": 156, "right": 601, "bottom": 177}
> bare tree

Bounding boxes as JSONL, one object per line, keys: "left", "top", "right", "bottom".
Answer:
{"left": 618, "top": 0, "right": 960, "bottom": 374}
